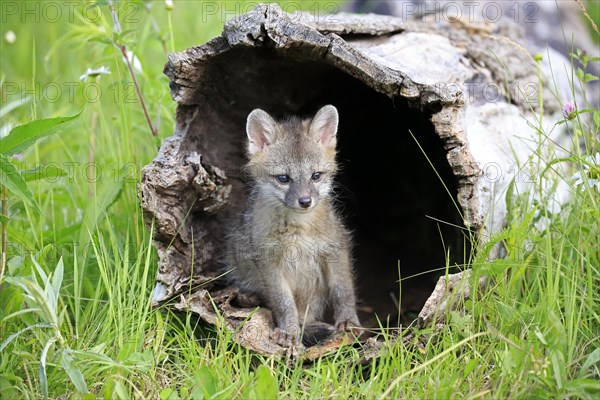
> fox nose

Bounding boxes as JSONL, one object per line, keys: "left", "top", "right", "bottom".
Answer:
{"left": 298, "top": 196, "right": 312, "bottom": 208}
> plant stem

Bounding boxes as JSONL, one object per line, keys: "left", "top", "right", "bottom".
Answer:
{"left": 89, "top": 110, "right": 98, "bottom": 199}
{"left": 574, "top": 0, "right": 599, "bottom": 36}
{"left": 0, "top": 188, "right": 7, "bottom": 285}
{"left": 167, "top": 8, "right": 176, "bottom": 52}
{"left": 108, "top": 0, "right": 158, "bottom": 138}
{"left": 117, "top": 44, "right": 158, "bottom": 137}
{"left": 107, "top": 0, "right": 122, "bottom": 34}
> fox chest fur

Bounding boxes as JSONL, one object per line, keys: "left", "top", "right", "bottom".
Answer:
{"left": 247, "top": 200, "right": 341, "bottom": 315}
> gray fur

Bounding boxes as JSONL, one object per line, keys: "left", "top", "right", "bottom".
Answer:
{"left": 225, "top": 105, "right": 361, "bottom": 347}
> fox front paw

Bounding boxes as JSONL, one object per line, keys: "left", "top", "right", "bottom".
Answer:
{"left": 334, "top": 316, "right": 361, "bottom": 336}
{"left": 271, "top": 327, "right": 300, "bottom": 347}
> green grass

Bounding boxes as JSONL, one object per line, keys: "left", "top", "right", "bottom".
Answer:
{"left": 1, "top": 1, "right": 599, "bottom": 398}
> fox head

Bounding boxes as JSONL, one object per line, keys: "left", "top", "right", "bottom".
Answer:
{"left": 244, "top": 105, "right": 339, "bottom": 213}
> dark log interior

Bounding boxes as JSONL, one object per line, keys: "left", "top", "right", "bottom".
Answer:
{"left": 183, "top": 46, "right": 469, "bottom": 328}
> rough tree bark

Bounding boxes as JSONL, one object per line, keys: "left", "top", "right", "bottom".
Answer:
{"left": 140, "top": 4, "right": 572, "bottom": 358}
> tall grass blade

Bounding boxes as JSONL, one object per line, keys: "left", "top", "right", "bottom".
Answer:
{"left": 77, "top": 178, "right": 124, "bottom": 250}
{"left": 0, "top": 323, "right": 53, "bottom": 352}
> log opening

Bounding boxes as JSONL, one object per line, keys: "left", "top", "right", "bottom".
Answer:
{"left": 177, "top": 46, "right": 468, "bottom": 327}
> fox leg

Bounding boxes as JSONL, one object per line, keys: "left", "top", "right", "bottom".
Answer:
{"left": 325, "top": 251, "right": 361, "bottom": 334}
{"left": 262, "top": 275, "right": 300, "bottom": 347}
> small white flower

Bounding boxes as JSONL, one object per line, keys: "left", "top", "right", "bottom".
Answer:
{"left": 533, "top": 216, "right": 551, "bottom": 233}
{"left": 573, "top": 152, "right": 600, "bottom": 191}
{"left": 532, "top": 208, "right": 553, "bottom": 233}
{"left": 80, "top": 66, "right": 111, "bottom": 81}
{"left": 165, "top": 0, "right": 174, "bottom": 10}
{"left": 5, "top": 30, "right": 16, "bottom": 44}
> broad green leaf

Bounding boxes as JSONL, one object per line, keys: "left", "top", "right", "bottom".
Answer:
{"left": 478, "top": 258, "right": 515, "bottom": 277}
{"left": 0, "top": 376, "right": 18, "bottom": 398}
{"left": 581, "top": 208, "right": 600, "bottom": 218}
{"left": 0, "top": 112, "right": 81, "bottom": 156}
{"left": 126, "top": 350, "right": 153, "bottom": 373}
{"left": 195, "top": 365, "right": 217, "bottom": 398}
{"left": 50, "top": 258, "right": 64, "bottom": 315}
{"left": 576, "top": 68, "right": 585, "bottom": 83}
{"left": 575, "top": 69, "right": 600, "bottom": 83}
{"left": 113, "top": 380, "right": 130, "bottom": 399}
{"left": 253, "top": 365, "right": 278, "bottom": 399}
{"left": 5, "top": 275, "right": 57, "bottom": 326}
{"left": 102, "top": 377, "right": 116, "bottom": 400}
{"left": 51, "top": 259, "right": 65, "bottom": 295}
{"left": 159, "top": 388, "right": 179, "bottom": 400}
{"left": 462, "top": 358, "right": 480, "bottom": 380}
{"left": 31, "top": 256, "right": 48, "bottom": 285}
{"left": 579, "top": 347, "right": 600, "bottom": 377}
{"left": 102, "top": 377, "right": 129, "bottom": 400}
{"left": 0, "top": 154, "right": 38, "bottom": 210}
{"left": 550, "top": 350, "right": 566, "bottom": 389}
{"left": 60, "top": 350, "right": 88, "bottom": 394}
{"left": 564, "top": 378, "right": 600, "bottom": 393}
{"left": 40, "top": 337, "right": 57, "bottom": 400}
{"left": 22, "top": 165, "right": 68, "bottom": 182}
{"left": 190, "top": 387, "right": 205, "bottom": 400}
{"left": 2, "top": 307, "right": 42, "bottom": 322}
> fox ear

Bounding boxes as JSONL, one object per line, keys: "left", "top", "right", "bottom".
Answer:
{"left": 246, "top": 109, "right": 277, "bottom": 155}
{"left": 310, "top": 105, "right": 338, "bottom": 148}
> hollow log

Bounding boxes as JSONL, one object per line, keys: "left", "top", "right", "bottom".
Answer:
{"left": 140, "top": 4, "right": 571, "bottom": 357}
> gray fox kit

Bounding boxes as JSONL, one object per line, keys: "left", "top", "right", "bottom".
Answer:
{"left": 225, "top": 105, "right": 361, "bottom": 347}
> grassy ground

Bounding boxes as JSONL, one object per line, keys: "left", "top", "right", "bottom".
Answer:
{"left": 1, "top": 1, "right": 599, "bottom": 398}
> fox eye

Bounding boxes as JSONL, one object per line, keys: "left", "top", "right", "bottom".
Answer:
{"left": 275, "top": 175, "right": 291, "bottom": 184}
{"left": 311, "top": 172, "right": 322, "bottom": 182}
